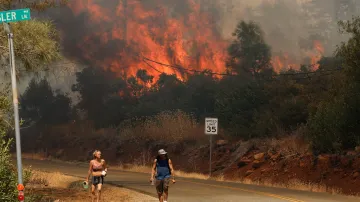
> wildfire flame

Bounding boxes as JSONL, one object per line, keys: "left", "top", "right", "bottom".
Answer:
{"left": 67, "top": 0, "right": 324, "bottom": 82}
{"left": 271, "top": 40, "right": 324, "bottom": 72}
{"left": 310, "top": 40, "right": 325, "bottom": 70}
{"left": 68, "top": 0, "right": 228, "bottom": 82}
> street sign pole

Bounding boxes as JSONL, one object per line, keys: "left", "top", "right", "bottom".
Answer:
{"left": 205, "top": 117, "right": 218, "bottom": 178}
{"left": 1, "top": 8, "right": 31, "bottom": 202}
{"left": 4, "top": 23, "right": 23, "bottom": 185}
{"left": 209, "top": 134, "right": 212, "bottom": 177}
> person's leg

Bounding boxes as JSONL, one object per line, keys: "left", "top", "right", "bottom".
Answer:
{"left": 91, "top": 176, "right": 100, "bottom": 202}
{"left": 91, "top": 184, "right": 96, "bottom": 202}
{"left": 97, "top": 184, "right": 102, "bottom": 202}
{"left": 156, "top": 180, "right": 164, "bottom": 202}
{"left": 157, "top": 193, "right": 163, "bottom": 202}
{"left": 163, "top": 178, "right": 170, "bottom": 202}
{"left": 97, "top": 176, "right": 104, "bottom": 202}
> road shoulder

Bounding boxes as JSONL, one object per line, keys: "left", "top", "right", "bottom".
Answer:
{"left": 26, "top": 170, "right": 158, "bottom": 202}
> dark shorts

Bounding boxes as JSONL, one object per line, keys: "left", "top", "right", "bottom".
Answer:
{"left": 92, "top": 176, "right": 104, "bottom": 186}
{"left": 156, "top": 177, "right": 170, "bottom": 194}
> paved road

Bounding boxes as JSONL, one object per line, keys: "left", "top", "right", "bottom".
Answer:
{"left": 19, "top": 158, "right": 360, "bottom": 202}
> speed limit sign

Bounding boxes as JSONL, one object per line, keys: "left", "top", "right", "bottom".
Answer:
{"left": 205, "top": 117, "right": 218, "bottom": 135}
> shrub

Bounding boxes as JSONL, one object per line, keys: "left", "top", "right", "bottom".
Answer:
{"left": 0, "top": 131, "right": 17, "bottom": 201}
{"left": 118, "top": 110, "right": 201, "bottom": 143}
{"left": 306, "top": 95, "right": 360, "bottom": 153}
{"left": 0, "top": 93, "right": 41, "bottom": 202}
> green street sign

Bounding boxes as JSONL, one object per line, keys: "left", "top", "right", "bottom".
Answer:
{"left": 0, "top": 8, "right": 31, "bottom": 23}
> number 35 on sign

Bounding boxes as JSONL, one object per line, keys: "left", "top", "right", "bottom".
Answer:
{"left": 205, "top": 118, "right": 218, "bottom": 135}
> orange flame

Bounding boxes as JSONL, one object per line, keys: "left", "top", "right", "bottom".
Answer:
{"left": 310, "top": 40, "right": 324, "bottom": 70}
{"left": 271, "top": 40, "right": 324, "bottom": 72}
{"left": 68, "top": 0, "right": 228, "bottom": 82}
{"left": 67, "top": 1, "right": 325, "bottom": 81}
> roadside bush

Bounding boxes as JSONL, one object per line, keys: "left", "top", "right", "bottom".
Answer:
{"left": 0, "top": 132, "right": 43, "bottom": 202}
{"left": 306, "top": 95, "right": 360, "bottom": 153}
{"left": 0, "top": 131, "right": 17, "bottom": 201}
{"left": 0, "top": 93, "right": 42, "bottom": 201}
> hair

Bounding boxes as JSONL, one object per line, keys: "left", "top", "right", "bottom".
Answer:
{"left": 93, "top": 150, "right": 101, "bottom": 158}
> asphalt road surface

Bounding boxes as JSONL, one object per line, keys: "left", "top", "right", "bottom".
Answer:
{"left": 19, "top": 158, "right": 360, "bottom": 202}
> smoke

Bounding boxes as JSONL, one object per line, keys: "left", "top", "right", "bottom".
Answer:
{"left": 214, "top": 0, "right": 356, "bottom": 67}
{"left": 37, "top": 0, "right": 358, "bottom": 76}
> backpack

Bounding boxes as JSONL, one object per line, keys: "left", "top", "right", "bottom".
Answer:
{"left": 156, "top": 156, "right": 171, "bottom": 175}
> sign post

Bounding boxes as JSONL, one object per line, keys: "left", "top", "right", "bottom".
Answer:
{"left": 205, "top": 117, "right": 218, "bottom": 178}
{"left": 1, "top": 8, "right": 31, "bottom": 202}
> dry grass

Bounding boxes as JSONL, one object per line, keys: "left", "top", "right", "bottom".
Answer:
{"left": 238, "top": 178, "right": 342, "bottom": 195}
{"left": 118, "top": 110, "right": 204, "bottom": 143}
{"left": 26, "top": 170, "right": 157, "bottom": 202}
{"left": 118, "top": 163, "right": 210, "bottom": 180}
{"left": 249, "top": 133, "right": 310, "bottom": 156}
{"left": 28, "top": 170, "right": 78, "bottom": 188}
{"left": 21, "top": 152, "right": 48, "bottom": 161}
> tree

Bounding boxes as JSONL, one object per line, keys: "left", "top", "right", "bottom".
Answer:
{"left": 215, "top": 75, "right": 268, "bottom": 138}
{"left": 20, "top": 78, "right": 72, "bottom": 125}
{"left": 134, "top": 73, "right": 187, "bottom": 117}
{"left": 184, "top": 71, "right": 218, "bottom": 119}
{"left": 0, "top": 1, "right": 66, "bottom": 73}
{"left": 0, "top": 93, "right": 11, "bottom": 130}
{"left": 226, "top": 21, "right": 272, "bottom": 76}
{"left": 136, "top": 69, "right": 154, "bottom": 85}
{"left": 72, "top": 66, "right": 128, "bottom": 127}
{"left": 306, "top": 17, "right": 360, "bottom": 153}
{"left": 0, "top": 1, "right": 64, "bottom": 200}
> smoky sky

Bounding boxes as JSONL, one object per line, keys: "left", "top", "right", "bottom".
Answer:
{"left": 35, "top": 0, "right": 359, "bottom": 71}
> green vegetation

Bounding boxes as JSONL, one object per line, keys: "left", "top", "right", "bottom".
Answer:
{"left": 306, "top": 17, "right": 360, "bottom": 153}
{"left": 0, "top": 1, "right": 64, "bottom": 200}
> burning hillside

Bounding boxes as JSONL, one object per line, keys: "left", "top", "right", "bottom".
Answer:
{"left": 66, "top": 0, "right": 229, "bottom": 81}
{"left": 54, "top": 0, "right": 324, "bottom": 81}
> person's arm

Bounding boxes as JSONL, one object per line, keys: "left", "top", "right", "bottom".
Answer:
{"left": 86, "top": 161, "right": 93, "bottom": 182}
{"left": 168, "top": 159, "right": 175, "bottom": 182}
{"left": 102, "top": 159, "right": 107, "bottom": 171}
{"left": 101, "top": 159, "right": 108, "bottom": 176}
{"left": 150, "top": 159, "right": 157, "bottom": 182}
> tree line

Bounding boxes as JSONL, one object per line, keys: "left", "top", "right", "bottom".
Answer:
{"left": 20, "top": 18, "right": 360, "bottom": 154}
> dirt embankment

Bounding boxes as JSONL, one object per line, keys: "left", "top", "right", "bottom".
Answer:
{"left": 20, "top": 129, "right": 360, "bottom": 196}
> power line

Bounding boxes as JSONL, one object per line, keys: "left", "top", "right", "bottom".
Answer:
{"left": 140, "top": 55, "right": 343, "bottom": 78}
{"left": 142, "top": 59, "right": 162, "bottom": 74}
{"left": 141, "top": 56, "right": 231, "bottom": 76}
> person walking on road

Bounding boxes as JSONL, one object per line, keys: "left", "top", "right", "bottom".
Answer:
{"left": 85, "top": 150, "right": 108, "bottom": 202}
{"left": 150, "top": 149, "right": 176, "bottom": 202}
